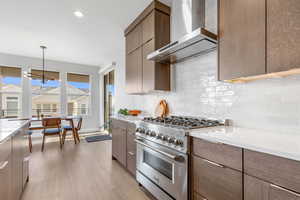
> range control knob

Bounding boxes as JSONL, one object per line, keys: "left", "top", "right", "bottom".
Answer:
{"left": 175, "top": 139, "right": 184, "bottom": 146}
{"left": 162, "top": 135, "right": 168, "bottom": 141}
{"left": 156, "top": 133, "right": 163, "bottom": 139}
{"left": 150, "top": 131, "right": 156, "bottom": 137}
{"left": 139, "top": 128, "right": 145, "bottom": 134}
{"left": 168, "top": 137, "right": 176, "bottom": 144}
{"left": 146, "top": 130, "right": 151, "bottom": 135}
{"left": 136, "top": 128, "right": 142, "bottom": 133}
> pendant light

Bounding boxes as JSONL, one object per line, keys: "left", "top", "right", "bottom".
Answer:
{"left": 24, "top": 45, "right": 54, "bottom": 85}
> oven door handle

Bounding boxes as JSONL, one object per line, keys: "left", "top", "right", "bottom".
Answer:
{"left": 135, "top": 139, "right": 183, "bottom": 161}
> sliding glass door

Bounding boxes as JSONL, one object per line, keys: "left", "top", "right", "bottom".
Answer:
{"left": 103, "top": 70, "right": 115, "bottom": 131}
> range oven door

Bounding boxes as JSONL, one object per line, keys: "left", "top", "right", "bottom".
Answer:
{"left": 136, "top": 138, "right": 188, "bottom": 200}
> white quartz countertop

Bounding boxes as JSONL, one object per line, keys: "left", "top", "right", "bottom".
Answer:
{"left": 111, "top": 115, "right": 144, "bottom": 124}
{"left": 190, "top": 126, "right": 300, "bottom": 162}
{"left": 0, "top": 119, "right": 30, "bottom": 142}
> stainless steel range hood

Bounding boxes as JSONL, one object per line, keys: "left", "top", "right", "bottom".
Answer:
{"left": 147, "top": 0, "right": 218, "bottom": 64}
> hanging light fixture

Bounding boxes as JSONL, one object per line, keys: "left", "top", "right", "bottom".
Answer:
{"left": 24, "top": 45, "right": 54, "bottom": 84}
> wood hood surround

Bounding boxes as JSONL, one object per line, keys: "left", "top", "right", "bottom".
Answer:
{"left": 218, "top": 0, "right": 300, "bottom": 83}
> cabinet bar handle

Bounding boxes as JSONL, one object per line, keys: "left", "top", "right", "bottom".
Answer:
{"left": 128, "top": 152, "right": 135, "bottom": 156}
{"left": 202, "top": 158, "right": 224, "bottom": 168}
{"left": 0, "top": 161, "right": 8, "bottom": 170}
{"left": 270, "top": 184, "right": 300, "bottom": 197}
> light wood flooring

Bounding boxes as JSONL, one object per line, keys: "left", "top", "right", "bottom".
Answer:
{"left": 21, "top": 137, "right": 150, "bottom": 200}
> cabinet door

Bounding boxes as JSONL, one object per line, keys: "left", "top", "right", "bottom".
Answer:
{"left": 126, "top": 24, "right": 142, "bottom": 54}
{"left": 142, "top": 39, "right": 155, "bottom": 92}
{"left": 126, "top": 123, "right": 136, "bottom": 176}
{"left": 267, "top": 0, "right": 300, "bottom": 73}
{"left": 245, "top": 175, "right": 300, "bottom": 200}
{"left": 111, "top": 121, "right": 127, "bottom": 167}
{"left": 192, "top": 155, "right": 243, "bottom": 200}
{"left": 142, "top": 11, "right": 155, "bottom": 44}
{"left": 11, "top": 132, "right": 23, "bottom": 200}
{"left": 111, "top": 122, "right": 118, "bottom": 159}
{"left": 218, "top": 0, "right": 266, "bottom": 80}
{"left": 0, "top": 156, "right": 11, "bottom": 200}
{"left": 142, "top": 39, "right": 170, "bottom": 92}
{"left": 126, "top": 47, "right": 143, "bottom": 94}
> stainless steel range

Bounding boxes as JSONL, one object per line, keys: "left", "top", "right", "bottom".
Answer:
{"left": 135, "top": 116, "right": 225, "bottom": 200}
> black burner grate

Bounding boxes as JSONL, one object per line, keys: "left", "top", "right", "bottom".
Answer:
{"left": 143, "top": 116, "right": 224, "bottom": 129}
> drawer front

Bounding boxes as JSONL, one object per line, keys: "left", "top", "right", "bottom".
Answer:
{"left": 244, "top": 149, "right": 300, "bottom": 193}
{"left": 245, "top": 174, "right": 300, "bottom": 200}
{"left": 0, "top": 137, "right": 12, "bottom": 162}
{"left": 192, "top": 137, "right": 243, "bottom": 171}
{"left": 192, "top": 155, "right": 243, "bottom": 200}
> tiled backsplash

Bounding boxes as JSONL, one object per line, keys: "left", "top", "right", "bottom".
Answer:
{"left": 116, "top": 51, "right": 300, "bottom": 133}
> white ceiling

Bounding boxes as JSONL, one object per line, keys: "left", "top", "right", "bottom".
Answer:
{"left": 0, "top": 0, "right": 172, "bottom": 67}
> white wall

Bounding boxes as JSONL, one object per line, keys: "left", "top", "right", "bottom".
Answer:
{"left": 115, "top": 0, "right": 300, "bottom": 134}
{"left": 0, "top": 52, "right": 100, "bottom": 131}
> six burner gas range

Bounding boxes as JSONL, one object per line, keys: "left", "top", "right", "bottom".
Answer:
{"left": 135, "top": 116, "right": 224, "bottom": 200}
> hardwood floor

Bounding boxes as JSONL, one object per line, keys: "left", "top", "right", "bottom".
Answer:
{"left": 21, "top": 138, "right": 150, "bottom": 200}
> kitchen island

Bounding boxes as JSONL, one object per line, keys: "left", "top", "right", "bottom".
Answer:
{"left": 0, "top": 119, "right": 30, "bottom": 200}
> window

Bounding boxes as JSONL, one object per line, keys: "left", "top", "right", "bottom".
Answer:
{"left": 0, "top": 66, "right": 22, "bottom": 118}
{"left": 67, "top": 73, "right": 90, "bottom": 116}
{"left": 52, "top": 104, "right": 57, "bottom": 112}
{"left": 81, "top": 104, "right": 86, "bottom": 114}
{"left": 31, "top": 70, "right": 60, "bottom": 118}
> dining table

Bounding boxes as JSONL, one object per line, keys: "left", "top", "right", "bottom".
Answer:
{"left": 28, "top": 116, "right": 81, "bottom": 143}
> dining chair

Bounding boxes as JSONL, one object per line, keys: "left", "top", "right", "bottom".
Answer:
{"left": 41, "top": 117, "right": 62, "bottom": 152}
{"left": 62, "top": 117, "right": 82, "bottom": 144}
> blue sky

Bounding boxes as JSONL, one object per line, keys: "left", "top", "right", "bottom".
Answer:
{"left": 3, "top": 77, "right": 89, "bottom": 89}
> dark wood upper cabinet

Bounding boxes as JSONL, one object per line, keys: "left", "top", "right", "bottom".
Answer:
{"left": 267, "top": 0, "right": 300, "bottom": 73}
{"left": 126, "top": 47, "right": 143, "bottom": 94}
{"left": 125, "top": 0, "right": 170, "bottom": 94}
{"left": 126, "top": 24, "right": 142, "bottom": 54}
{"left": 142, "top": 39, "right": 170, "bottom": 92}
{"left": 218, "top": 0, "right": 266, "bottom": 81}
{"left": 142, "top": 11, "right": 155, "bottom": 44}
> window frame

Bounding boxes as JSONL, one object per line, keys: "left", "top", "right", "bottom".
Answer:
{"left": 30, "top": 68, "right": 61, "bottom": 118}
{"left": 66, "top": 72, "right": 91, "bottom": 117}
{"left": 0, "top": 66, "right": 23, "bottom": 118}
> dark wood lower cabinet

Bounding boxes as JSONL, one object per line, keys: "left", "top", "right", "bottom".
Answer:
{"left": 193, "top": 192, "right": 207, "bottom": 200}
{"left": 111, "top": 119, "right": 136, "bottom": 177}
{"left": 192, "top": 155, "right": 243, "bottom": 200}
{"left": 0, "top": 122, "right": 29, "bottom": 200}
{"left": 0, "top": 152, "right": 11, "bottom": 200}
{"left": 245, "top": 174, "right": 300, "bottom": 200}
{"left": 111, "top": 124, "right": 127, "bottom": 167}
{"left": 126, "top": 123, "right": 136, "bottom": 176}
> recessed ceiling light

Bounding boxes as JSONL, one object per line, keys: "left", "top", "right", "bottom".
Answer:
{"left": 74, "top": 11, "right": 84, "bottom": 18}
